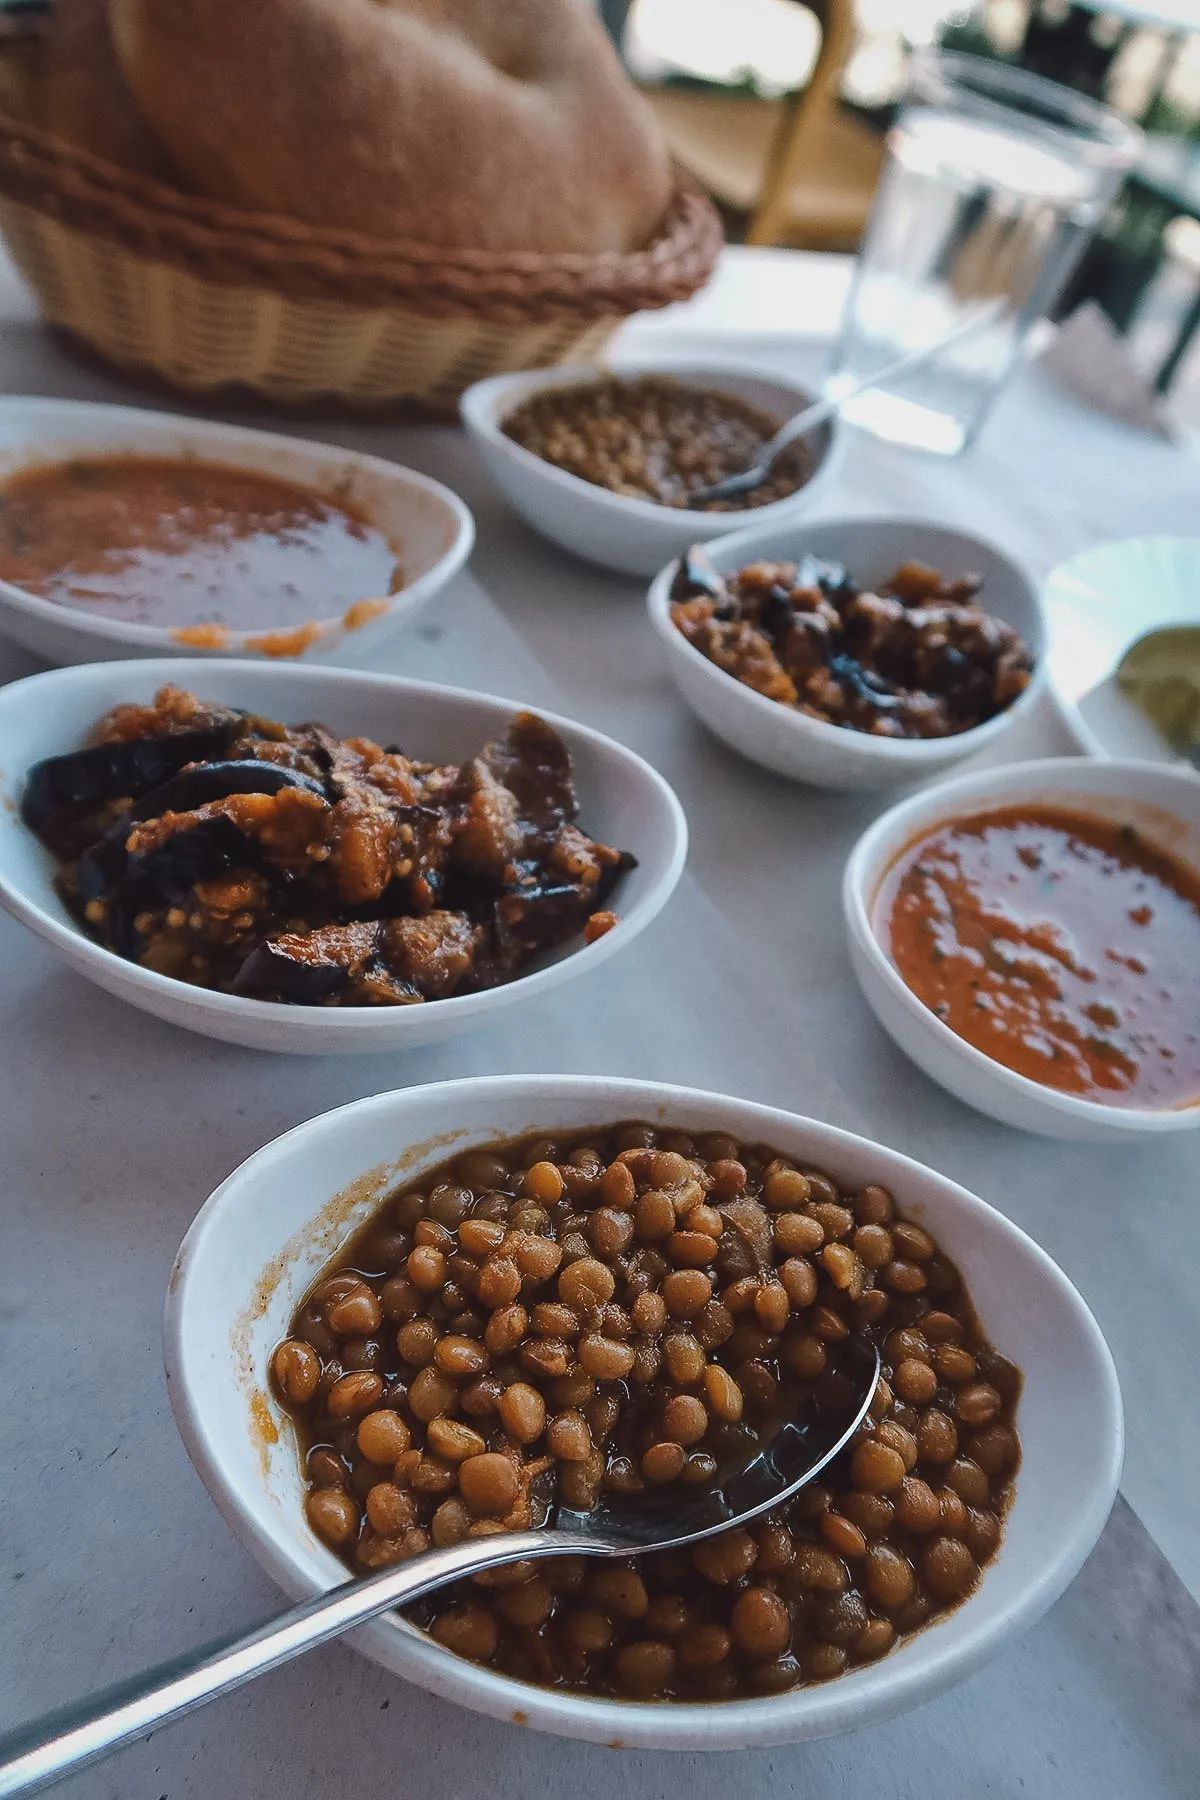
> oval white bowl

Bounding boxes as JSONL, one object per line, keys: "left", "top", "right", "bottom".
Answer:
{"left": 165, "top": 1073, "right": 1122, "bottom": 1750}
{"left": 844, "top": 756, "right": 1200, "bottom": 1140}
{"left": 1043, "top": 535, "right": 1200, "bottom": 763}
{"left": 459, "top": 360, "right": 841, "bottom": 579}
{"left": 0, "top": 660, "right": 686, "bottom": 1054}
{"left": 0, "top": 396, "right": 474, "bottom": 665}
{"left": 647, "top": 514, "right": 1046, "bottom": 791}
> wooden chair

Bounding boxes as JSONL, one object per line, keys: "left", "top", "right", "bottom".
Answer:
{"left": 614, "top": 0, "right": 885, "bottom": 250}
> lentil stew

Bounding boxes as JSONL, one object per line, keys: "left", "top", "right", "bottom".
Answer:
{"left": 273, "top": 1123, "right": 1021, "bottom": 1701}
{"left": 22, "top": 686, "right": 633, "bottom": 1005}
{"left": 501, "top": 376, "right": 816, "bottom": 512}
{"left": 671, "top": 547, "right": 1033, "bottom": 739}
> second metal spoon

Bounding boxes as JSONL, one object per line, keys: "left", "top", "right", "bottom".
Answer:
{"left": 686, "top": 302, "right": 1004, "bottom": 508}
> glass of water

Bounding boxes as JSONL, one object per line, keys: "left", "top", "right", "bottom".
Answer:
{"left": 830, "top": 53, "right": 1141, "bottom": 455}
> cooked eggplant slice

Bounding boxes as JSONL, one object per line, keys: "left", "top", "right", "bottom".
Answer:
{"left": 794, "top": 554, "right": 856, "bottom": 606}
{"left": 130, "top": 759, "right": 326, "bottom": 820}
{"left": 21, "top": 725, "right": 235, "bottom": 834}
{"left": 93, "top": 816, "right": 263, "bottom": 956}
{"left": 598, "top": 849, "right": 637, "bottom": 904}
{"left": 670, "top": 544, "right": 728, "bottom": 606}
{"left": 235, "top": 922, "right": 412, "bottom": 1005}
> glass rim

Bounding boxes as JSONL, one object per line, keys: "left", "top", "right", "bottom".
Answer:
{"left": 906, "top": 49, "right": 1143, "bottom": 166}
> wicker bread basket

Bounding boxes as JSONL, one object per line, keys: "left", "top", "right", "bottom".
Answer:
{"left": 0, "top": 103, "right": 723, "bottom": 408}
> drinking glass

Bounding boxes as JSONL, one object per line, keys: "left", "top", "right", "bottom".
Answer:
{"left": 830, "top": 52, "right": 1142, "bottom": 455}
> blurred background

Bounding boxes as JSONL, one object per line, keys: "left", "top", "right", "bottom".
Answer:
{"left": 594, "top": 0, "right": 1200, "bottom": 397}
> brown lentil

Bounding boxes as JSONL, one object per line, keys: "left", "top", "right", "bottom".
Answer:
{"left": 502, "top": 376, "right": 815, "bottom": 513}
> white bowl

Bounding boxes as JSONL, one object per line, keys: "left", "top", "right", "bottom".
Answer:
{"left": 459, "top": 360, "right": 840, "bottom": 579}
{"left": 1043, "top": 535, "right": 1200, "bottom": 763}
{"left": 0, "top": 396, "right": 474, "bottom": 665}
{"left": 844, "top": 757, "right": 1200, "bottom": 1140}
{"left": 0, "top": 660, "right": 685, "bottom": 1054}
{"left": 647, "top": 514, "right": 1046, "bottom": 792}
{"left": 165, "top": 1073, "right": 1122, "bottom": 1750}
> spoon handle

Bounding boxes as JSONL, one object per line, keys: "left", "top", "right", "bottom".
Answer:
{"left": 0, "top": 1528, "right": 595, "bottom": 1799}
{"left": 761, "top": 299, "right": 1006, "bottom": 466}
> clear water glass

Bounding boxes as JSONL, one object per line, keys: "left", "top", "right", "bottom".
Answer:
{"left": 830, "top": 53, "right": 1142, "bottom": 455}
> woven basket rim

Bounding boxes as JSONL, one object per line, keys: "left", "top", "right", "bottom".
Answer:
{"left": 0, "top": 108, "right": 724, "bottom": 319}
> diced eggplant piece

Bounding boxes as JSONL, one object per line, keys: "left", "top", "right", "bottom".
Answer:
{"left": 596, "top": 848, "right": 637, "bottom": 905}
{"left": 75, "top": 816, "right": 138, "bottom": 904}
{"left": 670, "top": 544, "right": 728, "bottom": 605}
{"left": 828, "top": 653, "right": 904, "bottom": 712}
{"left": 794, "top": 554, "right": 857, "bottom": 608}
{"left": 381, "top": 911, "right": 479, "bottom": 999}
{"left": 21, "top": 726, "right": 235, "bottom": 833}
{"left": 760, "top": 582, "right": 797, "bottom": 642}
{"left": 130, "top": 759, "right": 326, "bottom": 820}
{"left": 494, "top": 880, "right": 592, "bottom": 959}
{"left": 460, "top": 713, "right": 578, "bottom": 864}
{"left": 364, "top": 805, "right": 452, "bottom": 918}
{"left": 128, "top": 815, "right": 259, "bottom": 900}
{"left": 234, "top": 927, "right": 371, "bottom": 1003}
{"left": 96, "top": 815, "right": 261, "bottom": 955}
{"left": 235, "top": 922, "right": 421, "bottom": 1006}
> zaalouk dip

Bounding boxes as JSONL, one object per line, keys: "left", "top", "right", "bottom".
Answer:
{"left": 874, "top": 804, "right": 1200, "bottom": 1110}
{"left": 0, "top": 456, "right": 401, "bottom": 631}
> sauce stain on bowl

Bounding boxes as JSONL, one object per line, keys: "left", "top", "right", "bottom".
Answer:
{"left": 0, "top": 455, "right": 403, "bottom": 632}
{"left": 874, "top": 804, "right": 1200, "bottom": 1110}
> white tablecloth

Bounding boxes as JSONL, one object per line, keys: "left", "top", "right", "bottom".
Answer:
{"left": 1, "top": 247, "right": 1198, "bottom": 1799}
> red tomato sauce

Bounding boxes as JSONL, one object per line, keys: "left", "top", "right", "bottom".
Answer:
{"left": 875, "top": 805, "right": 1200, "bottom": 1110}
{"left": 0, "top": 456, "right": 400, "bottom": 630}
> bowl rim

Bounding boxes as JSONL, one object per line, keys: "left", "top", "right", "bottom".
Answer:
{"left": 0, "top": 396, "right": 475, "bottom": 653}
{"left": 459, "top": 358, "right": 840, "bottom": 529}
{"left": 164, "top": 1072, "right": 1124, "bottom": 1750}
{"left": 843, "top": 754, "right": 1200, "bottom": 1132}
{"left": 646, "top": 511, "right": 1047, "bottom": 767}
{"left": 0, "top": 658, "right": 687, "bottom": 1041}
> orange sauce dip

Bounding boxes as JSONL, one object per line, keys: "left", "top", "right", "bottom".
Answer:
{"left": 0, "top": 456, "right": 401, "bottom": 630}
{"left": 875, "top": 805, "right": 1200, "bottom": 1110}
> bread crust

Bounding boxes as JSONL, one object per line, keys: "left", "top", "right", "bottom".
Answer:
{"left": 107, "top": 0, "right": 671, "bottom": 252}
{"left": 37, "top": 0, "right": 176, "bottom": 180}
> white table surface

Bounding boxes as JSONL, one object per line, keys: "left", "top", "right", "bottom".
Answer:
{"left": 1, "top": 246, "right": 1199, "bottom": 1799}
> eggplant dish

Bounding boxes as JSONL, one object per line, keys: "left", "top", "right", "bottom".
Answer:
{"left": 22, "top": 687, "right": 634, "bottom": 1005}
{"left": 671, "top": 548, "right": 1033, "bottom": 739}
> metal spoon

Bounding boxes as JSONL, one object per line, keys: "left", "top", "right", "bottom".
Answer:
{"left": 0, "top": 1340, "right": 879, "bottom": 1798}
{"left": 685, "top": 302, "right": 1005, "bottom": 509}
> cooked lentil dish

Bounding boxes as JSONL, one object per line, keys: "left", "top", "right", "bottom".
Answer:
{"left": 0, "top": 456, "right": 400, "bottom": 630}
{"left": 671, "top": 547, "right": 1034, "bottom": 738}
{"left": 22, "top": 686, "right": 632, "bottom": 1005}
{"left": 274, "top": 1124, "right": 1021, "bottom": 1700}
{"left": 877, "top": 805, "right": 1200, "bottom": 1109}
{"left": 501, "top": 376, "right": 815, "bottom": 511}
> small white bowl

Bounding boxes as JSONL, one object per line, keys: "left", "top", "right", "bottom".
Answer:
{"left": 165, "top": 1073, "right": 1122, "bottom": 1750}
{"left": 459, "top": 360, "right": 840, "bottom": 579}
{"left": 647, "top": 514, "right": 1046, "bottom": 791}
{"left": 844, "top": 756, "right": 1200, "bottom": 1140}
{"left": 1043, "top": 535, "right": 1200, "bottom": 763}
{"left": 0, "top": 396, "right": 474, "bottom": 665}
{"left": 0, "top": 659, "right": 686, "bottom": 1054}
